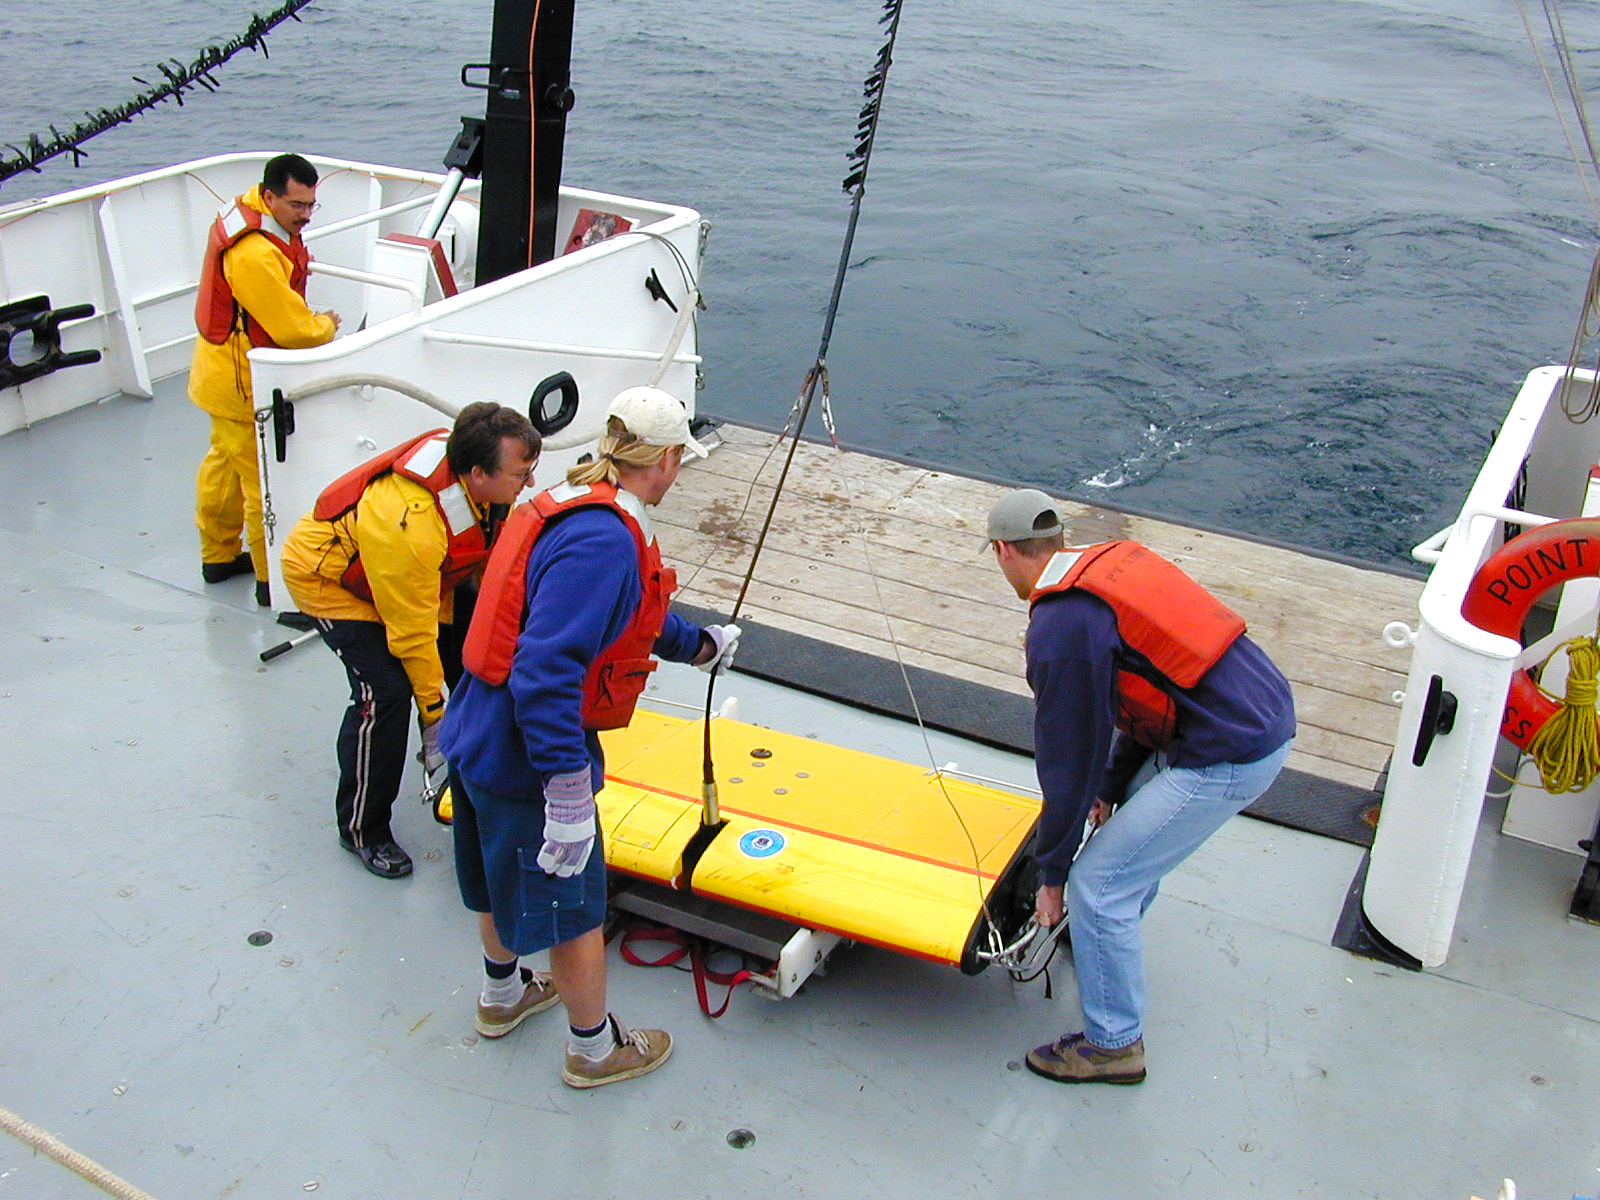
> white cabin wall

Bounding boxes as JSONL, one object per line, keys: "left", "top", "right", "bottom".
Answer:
{"left": 246, "top": 197, "right": 703, "bottom": 610}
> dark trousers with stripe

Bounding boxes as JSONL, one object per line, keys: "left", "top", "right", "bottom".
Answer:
{"left": 315, "top": 612, "right": 468, "bottom": 847}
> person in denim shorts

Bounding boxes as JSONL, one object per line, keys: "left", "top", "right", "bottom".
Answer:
{"left": 440, "top": 387, "right": 739, "bottom": 1088}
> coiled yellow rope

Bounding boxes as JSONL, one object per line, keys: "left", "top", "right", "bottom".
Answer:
{"left": 1526, "top": 636, "right": 1600, "bottom": 793}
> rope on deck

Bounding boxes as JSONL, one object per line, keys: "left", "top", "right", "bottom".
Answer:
{"left": 0, "top": 1103, "right": 161, "bottom": 1200}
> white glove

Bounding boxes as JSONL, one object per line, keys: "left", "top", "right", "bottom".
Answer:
{"left": 536, "top": 769, "right": 597, "bottom": 877}
{"left": 419, "top": 718, "right": 445, "bottom": 775}
{"left": 696, "top": 622, "right": 742, "bottom": 675}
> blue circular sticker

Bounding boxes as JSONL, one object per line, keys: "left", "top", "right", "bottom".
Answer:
{"left": 738, "top": 829, "right": 786, "bottom": 859}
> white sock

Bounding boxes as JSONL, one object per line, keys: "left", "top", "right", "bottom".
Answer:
{"left": 481, "top": 960, "right": 522, "bottom": 1007}
{"left": 569, "top": 1017, "right": 615, "bottom": 1061}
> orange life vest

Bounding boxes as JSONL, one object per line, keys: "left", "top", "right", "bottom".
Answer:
{"left": 1030, "top": 541, "right": 1246, "bottom": 746}
{"left": 193, "top": 198, "right": 313, "bottom": 348}
{"left": 312, "top": 430, "right": 489, "bottom": 602}
{"left": 462, "top": 481, "right": 677, "bottom": 731}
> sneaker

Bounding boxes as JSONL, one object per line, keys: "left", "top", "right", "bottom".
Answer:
{"left": 1025, "top": 1032, "right": 1145, "bottom": 1085}
{"left": 475, "top": 967, "right": 560, "bottom": 1038}
{"left": 339, "top": 835, "right": 413, "bottom": 879}
{"left": 201, "top": 553, "right": 254, "bottom": 584}
{"left": 562, "top": 1015, "right": 672, "bottom": 1089}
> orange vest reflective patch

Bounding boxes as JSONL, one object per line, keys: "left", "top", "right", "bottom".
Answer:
{"left": 1030, "top": 541, "right": 1246, "bottom": 746}
{"left": 311, "top": 430, "right": 488, "bottom": 601}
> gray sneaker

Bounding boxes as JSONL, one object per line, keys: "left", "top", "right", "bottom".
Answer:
{"left": 562, "top": 1015, "right": 673, "bottom": 1089}
{"left": 474, "top": 967, "right": 560, "bottom": 1038}
{"left": 1025, "top": 1032, "right": 1146, "bottom": 1085}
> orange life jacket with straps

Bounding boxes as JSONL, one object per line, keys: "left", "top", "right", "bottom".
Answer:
{"left": 311, "top": 430, "right": 489, "bottom": 602}
{"left": 1029, "top": 541, "right": 1246, "bottom": 747}
{"left": 462, "top": 481, "right": 677, "bottom": 731}
{"left": 193, "top": 198, "right": 313, "bottom": 348}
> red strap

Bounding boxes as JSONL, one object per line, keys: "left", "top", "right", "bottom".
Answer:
{"left": 688, "top": 938, "right": 756, "bottom": 1019}
{"left": 618, "top": 924, "right": 690, "bottom": 967}
{"left": 617, "top": 923, "right": 758, "bottom": 1018}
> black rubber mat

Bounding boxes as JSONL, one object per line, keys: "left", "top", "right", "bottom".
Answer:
{"left": 679, "top": 603, "right": 1379, "bottom": 848}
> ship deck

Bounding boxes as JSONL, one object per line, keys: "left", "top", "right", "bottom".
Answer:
{"left": 2, "top": 383, "right": 1598, "bottom": 1200}
{"left": 665, "top": 421, "right": 1421, "bottom": 797}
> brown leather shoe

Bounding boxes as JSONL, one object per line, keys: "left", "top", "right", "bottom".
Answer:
{"left": 475, "top": 967, "right": 559, "bottom": 1038}
{"left": 1025, "top": 1032, "right": 1146, "bottom": 1084}
{"left": 562, "top": 1015, "right": 672, "bottom": 1088}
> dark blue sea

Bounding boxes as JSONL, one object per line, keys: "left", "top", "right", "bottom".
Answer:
{"left": 5, "top": 0, "right": 1598, "bottom": 568}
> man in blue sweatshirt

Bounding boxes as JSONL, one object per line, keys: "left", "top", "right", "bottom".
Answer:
{"left": 986, "top": 489, "right": 1295, "bottom": 1084}
{"left": 440, "top": 387, "right": 738, "bottom": 1089}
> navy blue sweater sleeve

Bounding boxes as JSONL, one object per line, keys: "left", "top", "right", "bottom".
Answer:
{"left": 654, "top": 610, "right": 705, "bottom": 664}
{"left": 1027, "top": 591, "right": 1123, "bottom": 888}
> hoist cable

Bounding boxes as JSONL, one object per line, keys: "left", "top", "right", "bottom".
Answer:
{"left": 695, "top": 0, "right": 909, "bottom": 832}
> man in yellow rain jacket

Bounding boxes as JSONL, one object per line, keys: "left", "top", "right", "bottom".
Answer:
{"left": 190, "top": 153, "right": 340, "bottom": 604}
{"left": 281, "top": 402, "right": 540, "bottom": 879}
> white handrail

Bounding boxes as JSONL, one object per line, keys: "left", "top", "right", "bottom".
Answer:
{"left": 1413, "top": 503, "right": 1560, "bottom": 565}
{"left": 421, "top": 328, "right": 702, "bottom": 364}
{"left": 306, "top": 261, "right": 423, "bottom": 312}
{"left": 303, "top": 192, "right": 439, "bottom": 242}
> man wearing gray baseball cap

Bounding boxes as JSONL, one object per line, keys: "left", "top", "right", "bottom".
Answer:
{"left": 984, "top": 488, "right": 1295, "bottom": 1084}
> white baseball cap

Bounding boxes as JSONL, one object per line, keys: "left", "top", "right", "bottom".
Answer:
{"left": 606, "top": 386, "right": 709, "bottom": 459}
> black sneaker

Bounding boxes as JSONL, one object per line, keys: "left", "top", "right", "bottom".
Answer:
{"left": 201, "top": 553, "right": 254, "bottom": 584}
{"left": 339, "top": 835, "right": 413, "bottom": 879}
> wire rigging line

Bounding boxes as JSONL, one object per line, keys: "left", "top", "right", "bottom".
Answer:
{"left": 1518, "top": 0, "right": 1600, "bottom": 420}
{"left": 0, "top": 0, "right": 317, "bottom": 188}
{"left": 697, "top": 0, "right": 909, "bottom": 819}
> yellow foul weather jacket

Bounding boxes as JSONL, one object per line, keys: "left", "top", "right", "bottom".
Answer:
{"left": 188, "top": 185, "right": 337, "bottom": 422}
{"left": 281, "top": 473, "right": 485, "bottom": 723}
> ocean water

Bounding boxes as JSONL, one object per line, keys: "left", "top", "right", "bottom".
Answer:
{"left": 4, "top": 0, "right": 1597, "bottom": 567}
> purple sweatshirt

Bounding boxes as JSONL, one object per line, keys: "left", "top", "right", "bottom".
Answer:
{"left": 1027, "top": 589, "right": 1295, "bottom": 887}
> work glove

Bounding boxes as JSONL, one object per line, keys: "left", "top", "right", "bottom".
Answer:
{"left": 418, "top": 717, "right": 446, "bottom": 776}
{"left": 696, "top": 622, "right": 742, "bottom": 675}
{"left": 536, "top": 769, "right": 597, "bottom": 877}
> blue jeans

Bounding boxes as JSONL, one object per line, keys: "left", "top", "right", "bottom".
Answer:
{"left": 1067, "top": 738, "right": 1293, "bottom": 1049}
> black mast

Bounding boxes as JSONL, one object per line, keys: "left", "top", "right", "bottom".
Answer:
{"left": 468, "top": 0, "right": 576, "bottom": 285}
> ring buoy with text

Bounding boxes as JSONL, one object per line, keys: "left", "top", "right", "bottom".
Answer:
{"left": 1459, "top": 517, "right": 1600, "bottom": 748}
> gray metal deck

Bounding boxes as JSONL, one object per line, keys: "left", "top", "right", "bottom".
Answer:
{"left": 2, "top": 385, "right": 1598, "bottom": 1200}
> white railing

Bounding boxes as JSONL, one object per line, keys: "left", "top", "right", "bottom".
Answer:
{"left": 0, "top": 152, "right": 464, "bottom": 435}
{"left": 1363, "top": 365, "right": 1600, "bottom": 967}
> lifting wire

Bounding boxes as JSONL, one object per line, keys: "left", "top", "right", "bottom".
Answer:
{"left": 0, "top": 0, "right": 317, "bottom": 189}
{"left": 1518, "top": 0, "right": 1600, "bottom": 420}
{"left": 697, "top": 0, "right": 908, "bottom": 834}
{"left": 693, "top": 0, "right": 1053, "bottom": 980}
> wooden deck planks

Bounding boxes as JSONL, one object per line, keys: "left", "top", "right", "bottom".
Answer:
{"left": 655, "top": 423, "right": 1422, "bottom": 789}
